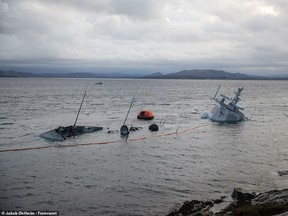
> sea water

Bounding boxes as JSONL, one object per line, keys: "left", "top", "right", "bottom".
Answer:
{"left": 0, "top": 78, "right": 287, "bottom": 216}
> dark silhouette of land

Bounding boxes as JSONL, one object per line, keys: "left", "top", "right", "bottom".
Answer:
{"left": 1, "top": 69, "right": 287, "bottom": 80}
{"left": 143, "top": 69, "right": 261, "bottom": 79}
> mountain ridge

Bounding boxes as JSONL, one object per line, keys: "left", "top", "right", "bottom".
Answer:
{"left": 1, "top": 69, "right": 287, "bottom": 80}
{"left": 142, "top": 69, "right": 263, "bottom": 80}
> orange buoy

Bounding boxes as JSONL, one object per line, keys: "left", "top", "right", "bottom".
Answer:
{"left": 137, "top": 110, "right": 154, "bottom": 120}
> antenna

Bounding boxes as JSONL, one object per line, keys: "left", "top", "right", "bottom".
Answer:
{"left": 212, "top": 85, "right": 221, "bottom": 100}
{"left": 176, "top": 120, "right": 182, "bottom": 134}
{"left": 120, "top": 98, "right": 135, "bottom": 136}
{"left": 73, "top": 87, "right": 88, "bottom": 127}
{"left": 123, "top": 98, "right": 135, "bottom": 126}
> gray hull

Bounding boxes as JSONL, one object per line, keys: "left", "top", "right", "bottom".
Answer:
{"left": 209, "top": 104, "right": 244, "bottom": 123}
{"left": 40, "top": 125, "right": 103, "bottom": 141}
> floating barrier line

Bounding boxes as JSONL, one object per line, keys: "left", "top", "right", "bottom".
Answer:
{"left": 0, "top": 145, "right": 51, "bottom": 153}
{"left": 0, "top": 123, "right": 209, "bottom": 153}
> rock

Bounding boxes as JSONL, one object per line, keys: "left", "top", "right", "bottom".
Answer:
{"left": 231, "top": 188, "right": 256, "bottom": 201}
{"left": 252, "top": 189, "right": 288, "bottom": 205}
{"left": 219, "top": 201, "right": 288, "bottom": 216}
{"left": 167, "top": 200, "right": 214, "bottom": 216}
{"left": 167, "top": 189, "right": 288, "bottom": 216}
{"left": 274, "top": 212, "right": 288, "bottom": 216}
{"left": 278, "top": 170, "right": 288, "bottom": 176}
{"left": 220, "top": 189, "right": 288, "bottom": 216}
{"left": 213, "top": 198, "right": 224, "bottom": 204}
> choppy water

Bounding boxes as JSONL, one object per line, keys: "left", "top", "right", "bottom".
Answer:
{"left": 0, "top": 78, "right": 287, "bottom": 216}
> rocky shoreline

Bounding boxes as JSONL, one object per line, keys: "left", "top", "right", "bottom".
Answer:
{"left": 167, "top": 188, "right": 288, "bottom": 216}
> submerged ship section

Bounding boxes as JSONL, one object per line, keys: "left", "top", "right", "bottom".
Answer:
{"left": 209, "top": 86, "right": 245, "bottom": 123}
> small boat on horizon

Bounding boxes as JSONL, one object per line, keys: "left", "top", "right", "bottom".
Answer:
{"left": 208, "top": 86, "right": 245, "bottom": 123}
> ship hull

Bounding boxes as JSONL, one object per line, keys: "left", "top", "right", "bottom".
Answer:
{"left": 209, "top": 104, "right": 244, "bottom": 123}
{"left": 40, "top": 125, "right": 103, "bottom": 141}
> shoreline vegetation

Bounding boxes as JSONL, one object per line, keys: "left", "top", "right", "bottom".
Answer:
{"left": 167, "top": 188, "right": 288, "bottom": 216}
{"left": 1, "top": 69, "right": 288, "bottom": 80}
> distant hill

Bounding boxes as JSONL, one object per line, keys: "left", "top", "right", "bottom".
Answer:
{"left": 1, "top": 69, "right": 287, "bottom": 80}
{"left": 64, "top": 72, "right": 139, "bottom": 78}
{"left": 37, "top": 72, "right": 139, "bottom": 78}
{"left": 0, "top": 70, "right": 138, "bottom": 78}
{"left": 0, "top": 70, "right": 34, "bottom": 77}
{"left": 267, "top": 74, "right": 288, "bottom": 79}
{"left": 142, "top": 69, "right": 264, "bottom": 80}
{"left": 142, "top": 72, "right": 163, "bottom": 78}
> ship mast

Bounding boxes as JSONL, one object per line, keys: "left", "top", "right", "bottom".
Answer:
{"left": 229, "top": 87, "right": 244, "bottom": 110}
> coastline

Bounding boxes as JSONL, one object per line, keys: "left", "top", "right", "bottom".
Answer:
{"left": 167, "top": 188, "right": 288, "bottom": 216}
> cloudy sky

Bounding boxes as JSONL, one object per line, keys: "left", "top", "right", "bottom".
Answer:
{"left": 0, "top": 0, "right": 287, "bottom": 75}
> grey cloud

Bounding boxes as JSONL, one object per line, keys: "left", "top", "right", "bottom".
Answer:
{"left": 41, "top": 0, "right": 163, "bottom": 20}
{"left": 0, "top": 0, "right": 288, "bottom": 75}
{"left": 111, "top": 0, "right": 162, "bottom": 19}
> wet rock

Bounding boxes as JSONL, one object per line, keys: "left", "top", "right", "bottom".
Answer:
{"left": 252, "top": 189, "right": 288, "bottom": 205}
{"left": 167, "top": 200, "right": 214, "bottom": 216}
{"left": 278, "top": 170, "right": 288, "bottom": 176}
{"left": 213, "top": 198, "right": 224, "bottom": 204}
{"left": 218, "top": 201, "right": 288, "bottom": 216}
{"left": 231, "top": 188, "right": 256, "bottom": 201}
{"left": 219, "top": 189, "right": 288, "bottom": 216}
{"left": 274, "top": 212, "right": 288, "bottom": 216}
{"left": 167, "top": 189, "right": 288, "bottom": 216}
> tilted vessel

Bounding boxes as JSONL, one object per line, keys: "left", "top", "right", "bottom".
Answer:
{"left": 209, "top": 86, "right": 245, "bottom": 123}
